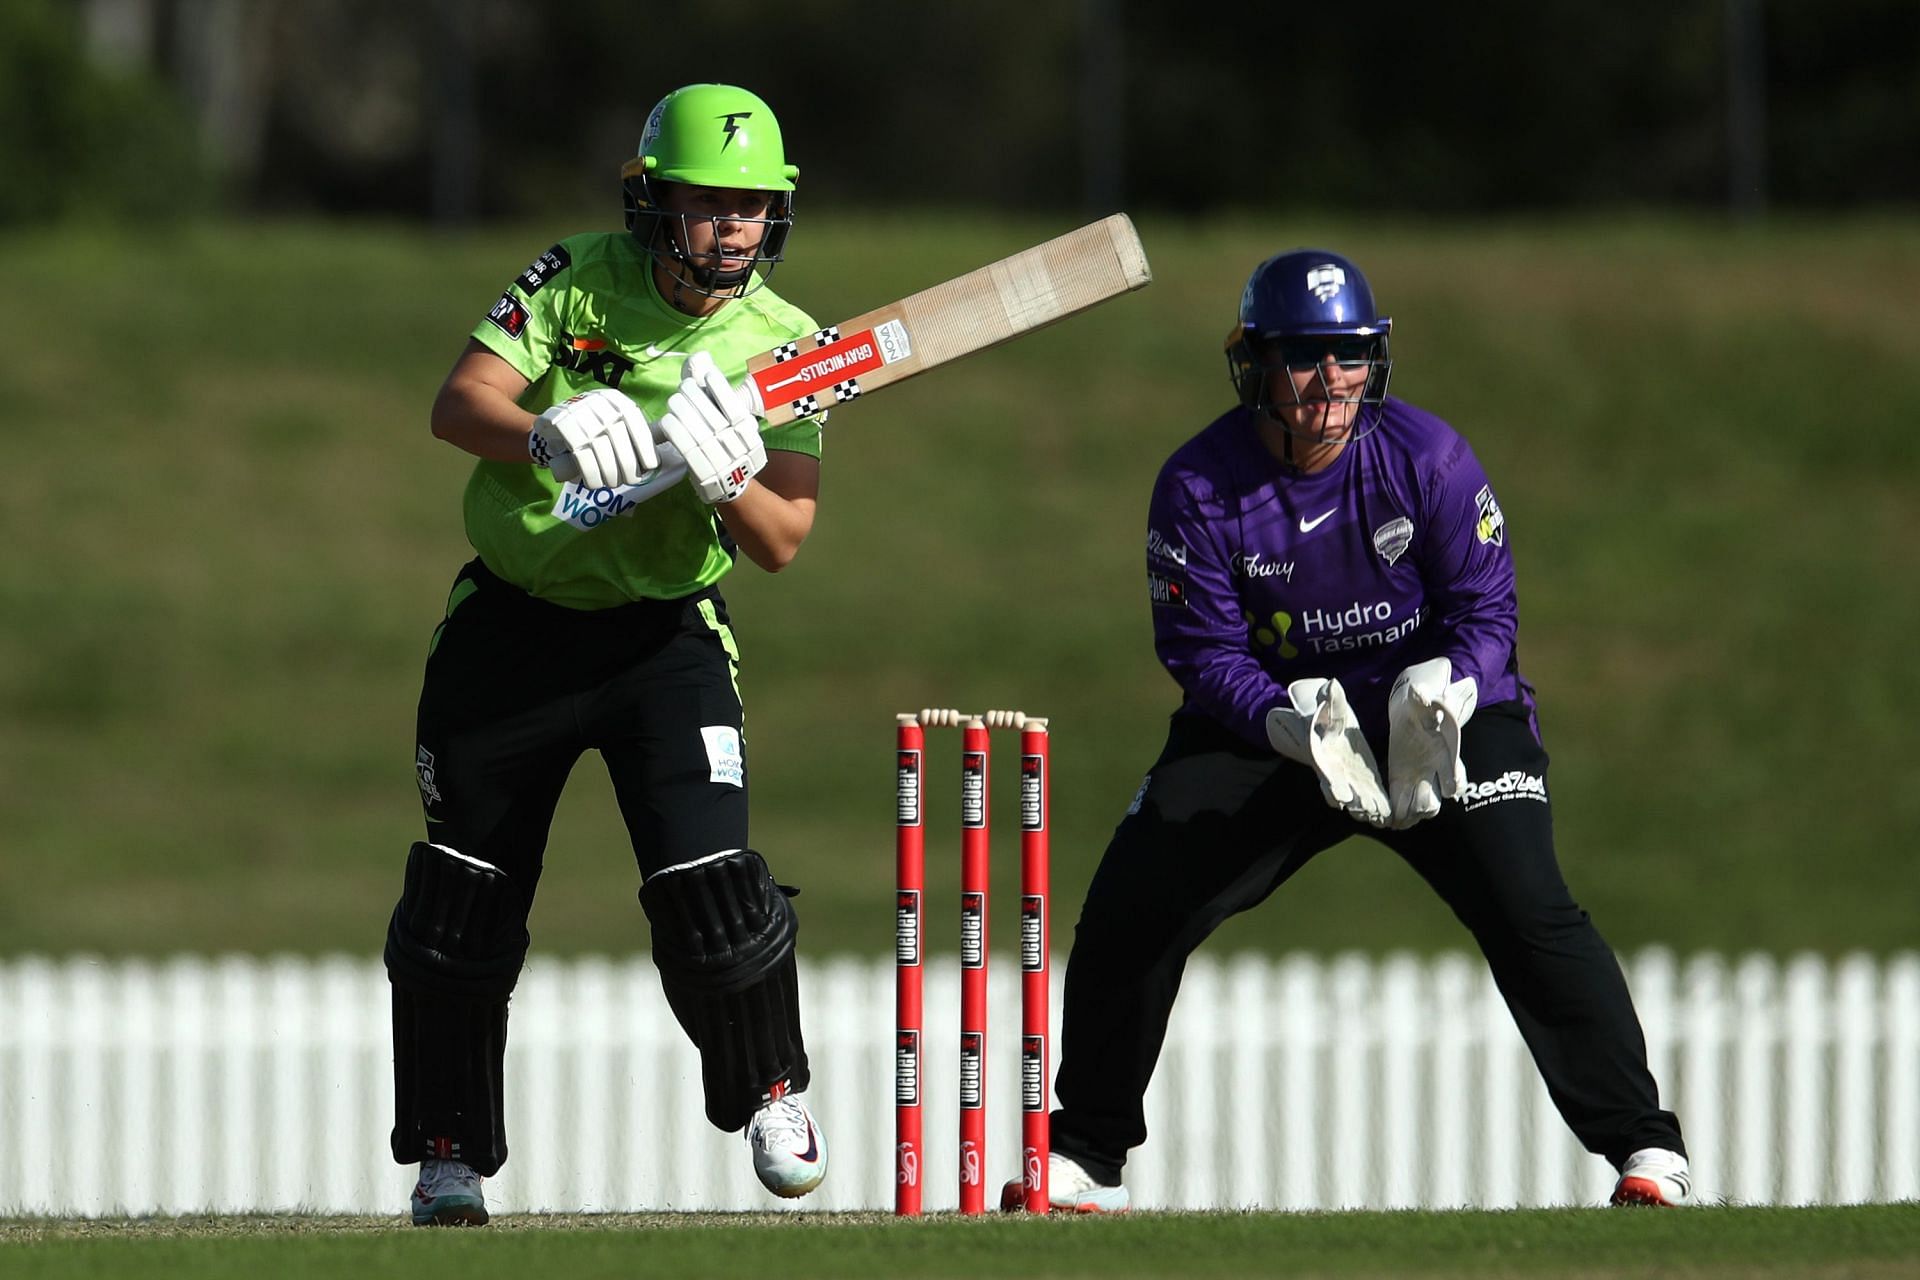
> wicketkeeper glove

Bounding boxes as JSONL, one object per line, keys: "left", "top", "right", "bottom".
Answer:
{"left": 530, "top": 387, "right": 660, "bottom": 489}
{"left": 1386, "top": 657, "right": 1479, "bottom": 828}
{"left": 655, "top": 351, "right": 767, "bottom": 504}
{"left": 1266, "top": 678, "right": 1391, "bottom": 827}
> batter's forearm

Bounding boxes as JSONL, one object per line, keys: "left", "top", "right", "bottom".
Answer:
{"left": 430, "top": 378, "right": 541, "bottom": 463}
{"left": 715, "top": 481, "right": 815, "bottom": 572}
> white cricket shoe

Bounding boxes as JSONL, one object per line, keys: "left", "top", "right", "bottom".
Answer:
{"left": 1000, "top": 1150, "right": 1130, "bottom": 1213}
{"left": 746, "top": 1090, "right": 827, "bottom": 1198}
{"left": 410, "top": 1157, "right": 488, "bottom": 1226}
{"left": 1611, "top": 1147, "right": 1693, "bottom": 1207}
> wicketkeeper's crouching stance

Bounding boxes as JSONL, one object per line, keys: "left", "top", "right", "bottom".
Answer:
{"left": 388, "top": 82, "right": 832, "bottom": 1225}
{"left": 1005, "top": 249, "right": 1691, "bottom": 1213}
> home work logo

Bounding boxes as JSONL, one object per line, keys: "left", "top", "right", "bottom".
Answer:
{"left": 555, "top": 484, "right": 643, "bottom": 529}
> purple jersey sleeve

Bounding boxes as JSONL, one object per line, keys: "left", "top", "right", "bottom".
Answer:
{"left": 1412, "top": 434, "right": 1517, "bottom": 700}
{"left": 1147, "top": 458, "right": 1284, "bottom": 748}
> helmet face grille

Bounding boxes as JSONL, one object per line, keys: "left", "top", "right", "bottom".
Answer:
{"left": 1227, "top": 334, "right": 1392, "bottom": 419}
{"left": 621, "top": 172, "right": 794, "bottom": 302}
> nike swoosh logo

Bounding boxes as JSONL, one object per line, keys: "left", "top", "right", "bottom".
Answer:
{"left": 646, "top": 346, "right": 685, "bottom": 359}
{"left": 1299, "top": 508, "right": 1337, "bottom": 533}
{"left": 797, "top": 1121, "right": 821, "bottom": 1163}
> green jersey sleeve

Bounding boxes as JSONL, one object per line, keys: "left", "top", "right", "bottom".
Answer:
{"left": 470, "top": 240, "right": 580, "bottom": 384}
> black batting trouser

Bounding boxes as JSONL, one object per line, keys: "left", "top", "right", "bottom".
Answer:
{"left": 1049, "top": 702, "right": 1684, "bottom": 1186}
{"left": 391, "top": 557, "right": 757, "bottom": 1170}
{"left": 414, "top": 557, "right": 750, "bottom": 887}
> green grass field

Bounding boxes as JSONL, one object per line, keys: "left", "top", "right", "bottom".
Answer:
{"left": 2, "top": 213, "right": 1916, "bottom": 958}
{"left": 4, "top": 1205, "right": 1918, "bottom": 1279}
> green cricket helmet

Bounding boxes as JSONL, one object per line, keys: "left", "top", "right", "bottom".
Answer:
{"left": 621, "top": 84, "right": 798, "bottom": 297}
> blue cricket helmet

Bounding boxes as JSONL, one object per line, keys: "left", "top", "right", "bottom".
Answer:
{"left": 1227, "top": 248, "right": 1393, "bottom": 420}
{"left": 1237, "top": 248, "right": 1390, "bottom": 337}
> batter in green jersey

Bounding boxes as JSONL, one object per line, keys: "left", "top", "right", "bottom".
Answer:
{"left": 460, "top": 228, "right": 824, "bottom": 606}
{"left": 387, "top": 84, "right": 829, "bottom": 1226}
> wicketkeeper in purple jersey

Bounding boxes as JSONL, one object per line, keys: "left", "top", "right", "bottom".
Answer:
{"left": 1004, "top": 249, "right": 1691, "bottom": 1213}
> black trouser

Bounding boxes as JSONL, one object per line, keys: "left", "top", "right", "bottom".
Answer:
{"left": 414, "top": 557, "right": 750, "bottom": 887}
{"left": 391, "top": 557, "right": 761, "bottom": 1169}
{"left": 1050, "top": 702, "right": 1684, "bottom": 1185}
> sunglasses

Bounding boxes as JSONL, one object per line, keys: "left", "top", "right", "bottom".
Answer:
{"left": 1266, "top": 336, "right": 1380, "bottom": 368}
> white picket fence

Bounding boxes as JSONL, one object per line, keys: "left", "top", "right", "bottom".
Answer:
{"left": 1, "top": 950, "right": 1915, "bottom": 1216}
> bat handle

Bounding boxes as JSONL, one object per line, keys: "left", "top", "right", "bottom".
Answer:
{"left": 745, "top": 375, "right": 766, "bottom": 420}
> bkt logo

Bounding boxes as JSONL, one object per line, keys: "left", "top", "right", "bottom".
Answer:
{"left": 1459, "top": 770, "right": 1547, "bottom": 810}
{"left": 552, "top": 332, "right": 635, "bottom": 389}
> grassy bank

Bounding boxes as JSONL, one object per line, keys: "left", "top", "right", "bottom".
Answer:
{"left": 2, "top": 214, "right": 1915, "bottom": 956}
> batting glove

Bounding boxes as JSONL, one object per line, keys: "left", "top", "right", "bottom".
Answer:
{"left": 1386, "top": 657, "right": 1479, "bottom": 828}
{"left": 530, "top": 387, "right": 660, "bottom": 489}
{"left": 655, "top": 351, "right": 767, "bottom": 504}
{"left": 1266, "top": 677, "right": 1391, "bottom": 827}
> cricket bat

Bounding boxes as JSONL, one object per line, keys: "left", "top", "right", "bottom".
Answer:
{"left": 743, "top": 212, "right": 1152, "bottom": 424}
{"left": 547, "top": 215, "right": 1151, "bottom": 504}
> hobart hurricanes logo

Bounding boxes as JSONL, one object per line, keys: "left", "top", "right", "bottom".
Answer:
{"left": 1307, "top": 264, "right": 1347, "bottom": 302}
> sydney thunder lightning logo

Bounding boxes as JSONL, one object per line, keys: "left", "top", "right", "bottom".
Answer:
{"left": 717, "top": 111, "right": 751, "bottom": 151}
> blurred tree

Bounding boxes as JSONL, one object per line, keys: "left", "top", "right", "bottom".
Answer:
{"left": 1769, "top": 0, "right": 1920, "bottom": 204}
{"left": 47, "top": 0, "right": 1920, "bottom": 222}
{"left": 0, "top": 0, "right": 208, "bottom": 225}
